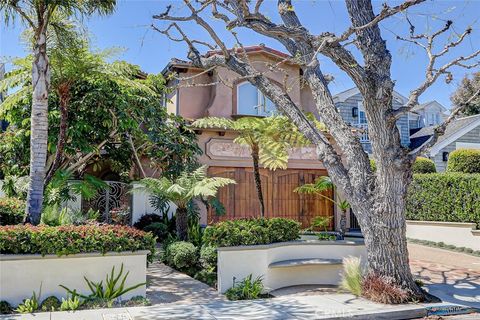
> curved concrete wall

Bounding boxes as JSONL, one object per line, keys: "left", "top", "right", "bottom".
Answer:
{"left": 0, "top": 251, "right": 149, "bottom": 306}
{"left": 217, "top": 240, "right": 366, "bottom": 293}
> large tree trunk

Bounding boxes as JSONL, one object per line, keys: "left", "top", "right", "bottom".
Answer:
{"left": 25, "top": 27, "right": 50, "bottom": 225}
{"left": 250, "top": 144, "right": 265, "bottom": 217}
{"left": 176, "top": 207, "right": 188, "bottom": 241}
{"left": 45, "top": 82, "right": 70, "bottom": 185}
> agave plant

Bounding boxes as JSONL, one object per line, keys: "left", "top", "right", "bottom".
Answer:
{"left": 137, "top": 165, "right": 235, "bottom": 240}
{"left": 295, "top": 176, "right": 351, "bottom": 238}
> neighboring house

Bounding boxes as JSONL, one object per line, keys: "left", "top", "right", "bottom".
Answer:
{"left": 409, "top": 101, "right": 447, "bottom": 130}
{"left": 410, "top": 114, "right": 480, "bottom": 172}
{"left": 162, "top": 45, "right": 335, "bottom": 228}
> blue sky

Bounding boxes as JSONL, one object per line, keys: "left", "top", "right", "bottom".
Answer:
{"left": 1, "top": 0, "right": 479, "bottom": 109}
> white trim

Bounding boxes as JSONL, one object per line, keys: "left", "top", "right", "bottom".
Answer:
{"left": 333, "top": 87, "right": 408, "bottom": 104}
{"left": 430, "top": 116, "right": 480, "bottom": 156}
{"left": 456, "top": 142, "right": 480, "bottom": 150}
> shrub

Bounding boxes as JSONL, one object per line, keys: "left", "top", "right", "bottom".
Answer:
{"left": 0, "top": 197, "right": 25, "bottom": 225}
{"left": 0, "top": 301, "right": 13, "bottom": 314}
{"left": 163, "top": 241, "right": 198, "bottom": 272}
{"left": 41, "top": 296, "right": 61, "bottom": 311}
{"left": 199, "top": 245, "right": 217, "bottom": 269}
{"left": 133, "top": 214, "right": 164, "bottom": 230}
{"left": 0, "top": 224, "right": 156, "bottom": 262}
{"left": 406, "top": 173, "right": 480, "bottom": 226}
{"left": 412, "top": 157, "right": 436, "bottom": 173}
{"left": 143, "top": 222, "right": 169, "bottom": 241}
{"left": 447, "top": 149, "right": 480, "bottom": 173}
{"left": 194, "top": 268, "right": 217, "bottom": 287}
{"left": 225, "top": 274, "right": 264, "bottom": 301}
{"left": 362, "top": 273, "right": 409, "bottom": 304}
{"left": 202, "top": 218, "right": 300, "bottom": 247}
{"left": 341, "top": 257, "right": 363, "bottom": 296}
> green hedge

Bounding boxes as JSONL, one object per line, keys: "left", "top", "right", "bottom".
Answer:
{"left": 0, "top": 197, "right": 25, "bottom": 225}
{"left": 203, "top": 218, "right": 300, "bottom": 247}
{"left": 0, "top": 224, "right": 156, "bottom": 261}
{"left": 412, "top": 157, "right": 436, "bottom": 173}
{"left": 447, "top": 149, "right": 480, "bottom": 173}
{"left": 406, "top": 173, "right": 480, "bottom": 226}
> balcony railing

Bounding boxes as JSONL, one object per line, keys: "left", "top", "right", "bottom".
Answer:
{"left": 354, "top": 123, "right": 369, "bottom": 142}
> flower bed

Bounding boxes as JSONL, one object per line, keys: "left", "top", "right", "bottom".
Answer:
{"left": 0, "top": 224, "right": 156, "bottom": 261}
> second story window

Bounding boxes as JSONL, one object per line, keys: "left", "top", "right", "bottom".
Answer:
{"left": 237, "top": 81, "right": 277, "bottom": 116}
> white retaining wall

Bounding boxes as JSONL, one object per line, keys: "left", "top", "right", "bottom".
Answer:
{"left": 0, "top": 251, "right": 149, "bottom": 306}
{"left": 406, "top": 220, "right": 480, "bottom": 251}
{"left": 217, "top": 240, "right": 366, "bottom": 293}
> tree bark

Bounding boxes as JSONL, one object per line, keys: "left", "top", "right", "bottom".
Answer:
{"left": 45, "top": 82, "right": 70, "bottom": 186}
{"left": 25, "top": 25, "right": 50, "bottom": 225}
{"left": 176, "top": 207, "right": 189, "bottom": 241}
{"left": 251, "top": 144, "right": 265, "bottom": 217}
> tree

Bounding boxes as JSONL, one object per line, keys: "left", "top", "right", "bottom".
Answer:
{"left": 193, "top": 116, "right": 308, "bottom": 217}
{"left": 138, "top": 166, "right": 235, "bottom": 240}
{"left": 0, "top": 0, "right": 116, "bottom": 224}
{"left": 153, "top": 0, "right": 479, "bottom": 300}
{"left": 452, "top": 72, "right": 480, "bottom": 116}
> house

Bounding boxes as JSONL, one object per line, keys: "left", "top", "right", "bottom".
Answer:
{"left": 162, "top": 45, "right": 335, "bottom": 228}
{"left": 410, "top": 114, "right": 480, "bottom": 171}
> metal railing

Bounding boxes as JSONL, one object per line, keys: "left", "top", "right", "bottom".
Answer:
{"left": 354, "top": 123, "right": 369, "bottom": 142}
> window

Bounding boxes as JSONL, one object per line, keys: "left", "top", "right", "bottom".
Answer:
{"left": 237, "top": 82, "right": 277, "bottom": 116}
{"left": 357, "top": 102, "right": 367, "bottom": 124}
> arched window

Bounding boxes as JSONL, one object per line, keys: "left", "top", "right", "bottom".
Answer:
{"left": 237, "top": 82, "right": 277, "bottom": 116}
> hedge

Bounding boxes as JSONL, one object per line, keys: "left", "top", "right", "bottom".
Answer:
{"left": 406, "top": 173, "right": 480, "bottom": 226}
{"left": 202, "top": 218, "right": 300, "bottom": 247}
{"left": 0, "top": 197, "right": 25, "bottom": 225}
{"left": 412, "top": 157, "right": 436, "bottom": 173}
{"left": 0, "top": 224, "right": 156, "bottom": 261}
{"left": 447, "top": 149, "right": 480, "bottom": 173}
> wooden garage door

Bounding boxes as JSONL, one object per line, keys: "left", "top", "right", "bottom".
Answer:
{"left": 207, "top": 167, "right": 334, "bottom": 229}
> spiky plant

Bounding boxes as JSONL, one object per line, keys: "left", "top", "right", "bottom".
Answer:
{"left": 138, "top": 165, "right": 235, "bottom": 240}
{"left": 295, "top": 176, "right": 351, "bottom": 237}
{"left": 193, "top": 116, "right": 309, "bottom": 217}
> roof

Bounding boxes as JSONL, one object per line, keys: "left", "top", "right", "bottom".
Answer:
{"left": 411, "top": 100, "right": 447, "bottom": 112}
{"left": 410, "top": 114, "right": 480, "bottom": 155}
{"left": 332, "top": 87, "right": 408, "bottom": 105}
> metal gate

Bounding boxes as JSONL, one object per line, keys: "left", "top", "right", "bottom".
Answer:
{"left": 82, "top": 181, "right": 131, "bottom": 223}
{"left": 349, "top": 208, "right": 361, "bottom": 231}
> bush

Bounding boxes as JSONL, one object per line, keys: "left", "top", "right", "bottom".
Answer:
{"left": 0, "top": 197, "right": 25, "bottom": 225}
{"left": 133, "top": 214, "right": 164, "bottom": 230}
{"left": 362, "top": 273, "right": 409, "bottom": 304}
{"left": 199, "top": 245, "right": 217, "bottom": 269}
{"left": 225, "top": 274, "right": 264, "bottom": 301}
{"left": 447, "top": 149, "right": 480, "bottom": 173}
{"left": 194, "top": 268, "right": 217, "bottom": 287}
{"left": 41, "top": 296, "right": 61, "bottom": 311}
{"left": 406, "top": 173, "right": 480, "bottom": 226}
{"left": 143, "top": 222, "right": 169, "bottom": 241}
{"left": 412, "top": 157, "right": 436, "bottom": 173}
{"left": 0, "top": 301, "right": 13, "bottom": 314}
{"left": 0, "top": 224, "right": 156, "bottom": 262}
{"left": 202, "top": 218, "right": 300, "bottom": 247}
{"left": 163, "top": 241, "right": 198, "bottom": 272}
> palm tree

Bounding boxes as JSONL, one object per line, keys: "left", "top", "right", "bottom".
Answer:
{"left": 295, "top": 176, "right": 350, "bottom": 238}
{"left": 0, "top": 0, "right": 116, "bottom": 225}
{"left": 193, "top": 116, "right": 309, "bottom": 217}
{"left": 138, "top": 165, "right": 235, "bottom": 240}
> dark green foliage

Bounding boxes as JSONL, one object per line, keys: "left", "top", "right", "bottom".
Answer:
{"left": 202, "top": 218, "right": 300, "bottom": 247}
{"left": 406, "top": 173, "right": 480, "bottom": 226}
{"left": 41, "top": 296, "right": 61, "bottom": 311}
{"left": 194, "top": 268, "right": 217, "bottom": 287}
{"left": 225, "top": 274, "right": 264, "bottom": 301}
{"left": 0, "top": 301, "right": 13, "bottom": 314}
{"left": 163, "top": 241, "right": 198, "bottom": 272}
{"left": 447, "top": 149, "right": 480, "bottom": 173}
{"left": 407, "top": 238, "right": 480, "bottom": 257}
{"left": 0, "top": 225, "right": 156, "bottom": 262}
{"left": 412, "top": 157, "right": 436, "bottom": 174}
{"left": 133, "top": 214, "right": 164, "bottom": 230}
{"left": 143, "top": 222, "right": 169, "bottom": 241}
{"left": 199, "top": 245, "right": 217, "bottom": 269}
{"left": 0, "top": 197, "right": 25, "bottom": 225}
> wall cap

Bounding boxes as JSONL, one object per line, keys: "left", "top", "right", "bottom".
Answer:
{"left": 217, "top": 240, "right": 365, "bottom": 252}
{"left": 0, "top": 250, "right": 150, "bottom": 261}
{"left": 406, "top": 220, "right": 476, "bottom": 229}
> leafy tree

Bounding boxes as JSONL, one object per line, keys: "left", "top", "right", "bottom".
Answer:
{"left": 451, "top": 72, "right": 480, "bottom": 116}
{"left": 138, "top": 165, "right": 235, "bottom": 240}
{"left": 295, "top": 176, "right": 350, "bottom": 238}
{"left": 193, "top": 116, "right": 308, "bottom": 217}
{"left": 0, "top": 0, "right": 116, "bottom": 224}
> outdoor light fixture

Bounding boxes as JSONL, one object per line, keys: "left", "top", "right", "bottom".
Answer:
{"left": 352, "top": 107, "right": 358, "bottom": 118}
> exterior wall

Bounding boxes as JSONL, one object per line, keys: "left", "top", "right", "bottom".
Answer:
{"left": 217, "top": 241, "right": 366, "bottom": 293}
{"left": 406, "top": 221, "right": 480, "bottom": 250}
{"left": 0, "top": 251, "right": 148, "bottom": 306}
{"left": 431, "top": 125, "right": 480, "bottom": 172}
